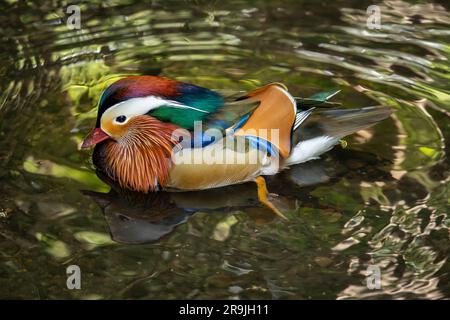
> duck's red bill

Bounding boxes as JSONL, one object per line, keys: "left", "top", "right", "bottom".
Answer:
{"left": 81, "top": 128, "right": 110, "bottom": 149}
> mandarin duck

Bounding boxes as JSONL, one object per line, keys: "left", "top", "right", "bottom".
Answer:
{"left": 81, "top": 75, "right": 392, "bottom": 219}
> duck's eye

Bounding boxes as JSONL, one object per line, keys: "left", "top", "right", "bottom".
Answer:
{"left": 115, "top": 115, "right": 127, "bottom": 123}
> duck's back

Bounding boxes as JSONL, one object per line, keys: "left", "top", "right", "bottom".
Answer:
{"left": 165, "top": 84, "right": 297, "bottom": 191}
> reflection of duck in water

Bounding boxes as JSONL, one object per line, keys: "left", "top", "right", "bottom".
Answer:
{"left": 85, "top": 149, "right": 392, "bottom": 245}
{"left": 81, "top": 76, "right": 392, "bottom": 220}
{"left": 84, "top": 172, "right": 286, "bottom": 244}
{"left": 84, "top": 189, "right": 189, "bottom": 244}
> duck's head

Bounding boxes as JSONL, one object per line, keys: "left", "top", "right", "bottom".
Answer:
{"left": 81, "top": 76, "right": 187, "bottom": 192}
{"left": 81, "top": 75, "right": 182, "bottom": 148}
{"left": 80, "top": 75, "right": 224, "bottom": 192}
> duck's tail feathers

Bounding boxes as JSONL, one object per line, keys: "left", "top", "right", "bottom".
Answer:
{"left": 299, "top": 106, "right": 393, "bottom": 139}
{"left": 286, "top": 106, "right": 393, "bottom": 166}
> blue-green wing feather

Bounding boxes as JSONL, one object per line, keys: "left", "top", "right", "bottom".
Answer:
{"left": 148, "top": 83, "right": 225, "bottom": 130}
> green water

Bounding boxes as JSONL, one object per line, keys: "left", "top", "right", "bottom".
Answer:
{"left": 1, "top": 0, "right": 450, "bottom": 299}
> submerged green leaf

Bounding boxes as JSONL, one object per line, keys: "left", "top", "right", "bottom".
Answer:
{"left": 35, "top": 233, "right": 71, "bottom": 259}
{"left": 74, "top": 231, "right": 115, "bottom": 246}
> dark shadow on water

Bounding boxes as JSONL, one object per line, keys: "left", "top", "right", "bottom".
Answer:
{"left": 83, "top": 169, "right": 287, "bottom": 244}
{"left": 84, "top": 149, "right": 392, "bottom": 244}
{"left": 83, "top": 183, "right": 262, "bottom": 244}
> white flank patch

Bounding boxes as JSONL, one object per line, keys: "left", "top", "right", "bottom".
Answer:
{"left": 285, "top": 136, "right": 339, "bottom": 166}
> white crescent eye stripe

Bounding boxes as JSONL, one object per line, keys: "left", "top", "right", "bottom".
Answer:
{"left": 101, "top": 95, "right": 209, "bottom": 123}
{"left": 165, "top": 100, "right": 209, "bottom": 113}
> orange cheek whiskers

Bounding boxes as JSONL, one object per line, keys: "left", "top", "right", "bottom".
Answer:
{"left": 103, "top": 115, "right": 179, "bottom": 193}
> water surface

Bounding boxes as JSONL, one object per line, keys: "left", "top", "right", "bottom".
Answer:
{"left": 1, "top": 0, "right": 450, "bottom": 299}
